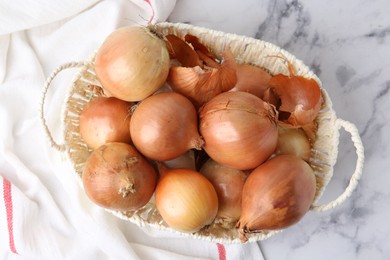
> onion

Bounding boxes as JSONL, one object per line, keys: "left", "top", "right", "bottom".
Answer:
{"left": 130, "top": 92, "right": 204, "bottom": 161}
{"left": 155, "top": 163, "right": 218, "bottom": 233}
{"left": 237, "top": 155, "right": 316, "bottom": 242}
{"left": 95, "top": 26, "right": 170, "bottom": 101}
{"left": 164, "top": 150, "right": 196, "bottom": 170}
{"left": 200, "top": 159, "right": 248, "bottom": 227}
{"left": 199, "top": 91, "right": 278, "bottom": 170}
{"left": 230, "top": 64, "right": 271, "bottom": 98}
{"left": 79, "top": 97, "right": 132, "bottom": 149}
{"left": 275, "top": 127, "right": 312, "bottom": 161}
{"left": 82, "top": 142, "right": 157, "bottom": 211}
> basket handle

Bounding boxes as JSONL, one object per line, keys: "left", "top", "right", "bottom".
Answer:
{"left": 311, "top": 118, "right": 365, "bottom": 212}
{"left": 40, "top": 61, "right": 90, "bottom": 152}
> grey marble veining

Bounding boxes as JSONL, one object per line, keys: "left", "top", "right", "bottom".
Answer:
{"left": 254, "top": 0, "right": 311, "bottom": 50}
{"left": 169, "top": 0, "right": 390, "bottom": 258}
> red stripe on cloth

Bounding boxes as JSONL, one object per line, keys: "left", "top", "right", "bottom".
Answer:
{"left": 216, "top": 243, "right": 226, "bottom": 260}
{"left": 3, "top": 178, "right": 18, "bottom": 254}
{"left": 144, "top": 0, "right": 155, "bottom": 25}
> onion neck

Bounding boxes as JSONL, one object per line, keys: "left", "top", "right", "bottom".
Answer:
{"left": 266, "top": 102, "right": 279, "bottom": 127}
{"left": 190, "top": 135, "right": 205, "bottom": 150}
{"left": 118, "top": 177, "right": 135, "bottom": 197}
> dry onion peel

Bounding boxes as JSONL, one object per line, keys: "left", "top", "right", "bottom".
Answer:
{"left": 168, "top": 47, "right": 237, "bottom": 108}
{"left": 165, "top": 34, "right": 200, "bottom": 67}
{"left": 184, "top": 34, "right": 216, "bottom": 62}
{"left": 230, "top": 64, "right": 272, "bottom": 99}
{"left": 196, "top": 50, "right": 220, "bottom": 68}
{"left": 269, "top": 60, "right": 322, "bottom": 127}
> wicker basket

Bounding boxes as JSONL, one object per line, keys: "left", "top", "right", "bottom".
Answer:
{"left": 40, "top": 22, "right": 364, "bottom": 244}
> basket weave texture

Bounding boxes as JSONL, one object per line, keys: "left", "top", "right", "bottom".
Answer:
{"left": 58, "top": 22, "right": 342, "bottom": 243}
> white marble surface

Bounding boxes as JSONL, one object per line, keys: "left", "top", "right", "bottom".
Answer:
{"left": 169, "top": 0, "right": 390, "bottom": 259}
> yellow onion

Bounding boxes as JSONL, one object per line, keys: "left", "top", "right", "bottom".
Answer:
{"left": 82, "top": 142, "right": 157, "bottom": 211}
{"left": 199, "top": 91, "right": 278, "bottom": 170}
{"left": 155, "top": 163, "right": 218, "bottom": 233}
{"left": 200, "top": 159, "right": 248, "bottom": 227}
{"left": 79, "top": 97, "right": 133, "bottom": 149}
{"left": 164, "top": 150, "right": 196, "bottom": 170}
{"left": 275, "top": 127, "right": 312, "bottom": 161}
{"left": 130, "top": 92, "right": 204, "bottom": 161}
{"left": 237, "top": 155, "right": 316, "bottom": 242}
{"left": 95, "top": 26, "right": 169, "bottom": 101}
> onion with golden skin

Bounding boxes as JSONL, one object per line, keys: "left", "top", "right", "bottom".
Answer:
{"left": 200, "top": 159, "right": 248, "bottom": 227}
{"left": 130, "top": 92, "right": 204, "bottom": 161}
{"left": 95, "top": 26, "right": 170, "bottom": 102}
{"left": 237, "top": 155, "right": 316, "bottom": 242}
{"left": 82, "top": 142, "right": 157, "bottom": 211}
{"left": 79, "top": 97, "right": 132, "bottom": 149}
{"left": 199, "top": 91, "right": 278, "bottom": 170}
{"left": 275, "top": 127, "right": 312, "bottom": 161}
{"left": 155, "top": 164, "right": 218, "bottom": 233}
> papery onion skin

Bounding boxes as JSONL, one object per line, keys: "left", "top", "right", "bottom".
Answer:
{"left": 79, "top": 97, "right": 132, "bottom": 149}
{"left": 184, "top": 34, "right": 216, "bottom": 63}
{"left": 165, "top": 34, "right": 200, "bottom": 67}
{"left": 82, "top": 142, "right": 157, "bottom": 211}
{"left": 230, "top": 64, "right": 271, "bottom": 98}
{"left": 130, "top": 92, "right": 204, "bottom": 161}
{"left": 268, "top": 61, "right": 322, "bottom": 127}
{"left": 95, "top": 26, "right": 169, "bottom": 101}
{"left": 199, "top": 91, "right": 278, "bottom": 170}
{"left": 155, "top": 165, "right": 218, "bottom": 233}
{"left": 237, "top": 155, "right": 316, "bottom": 243}
{"left": 167, "top": 48, "right": 237, "bottom": 108}
{"left": 200, "top": 159, "right": 248, "bottom": 227}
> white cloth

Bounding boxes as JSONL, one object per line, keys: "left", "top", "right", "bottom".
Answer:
{"left": 0, "top": 1, "right": 265, "bottom": 259}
